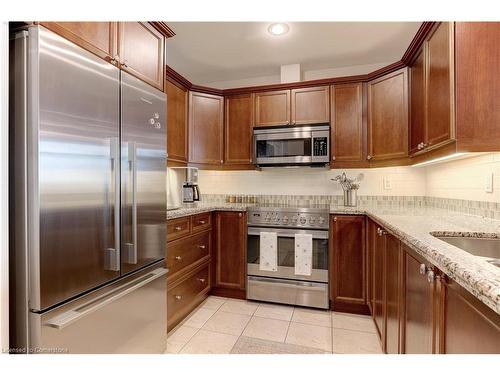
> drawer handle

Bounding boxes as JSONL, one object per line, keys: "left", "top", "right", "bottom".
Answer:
{"left": 199, "top": 220, "right": 206, "bottom": 224}
{"left": 174, "top": 256, "right": 182, "bottom": 261}
{"left": 174, "top": 295, "right": 182, "bottom": 301}
{"left": 197, "top": 278, "right": 206, "bottom": 283}
{"left": 198, "top": 245, "right": 206, "bottom": 249}
{"left": 175, "top": 226, "right": 182, "bottom": 231}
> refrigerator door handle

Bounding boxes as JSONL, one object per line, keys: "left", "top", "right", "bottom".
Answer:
{"left": 45, "top": 267, "right": 167, "bottom": 330}
{"left": 105, "top": 137, "right": 120, "bottom": 271}
{"left": 123, "top": 142, "right": 138, "bottom": 264}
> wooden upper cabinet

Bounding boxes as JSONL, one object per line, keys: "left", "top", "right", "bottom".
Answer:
{"left": 166, "top": 80, "right": 188, "bottom": 164}
{"left": 330, "top": 215, "right": 367, "bottom": 314}
{"left": 367, "top": 68, "right": 409, "bottom": 162}
{"left": 290, "top": 86, "right": 329, "bottom": 125}
{"left": 410, "top": 49, "right": 426, "bottom": 155}
{"left": 188, "top": 91, "right": 224, "bottom": 166}
{"left": 225, "top": 94, "right": 254, "bottom": 165}
{"left": 214, "top": 211, "right": 247, "bottom": 290}
{"left": 330, "top": 83, "right": 365, "bottom": 165}
{"left": 402, "top": 246, "right": 435, "bottom": 354}
{"left": 254, "top": 90, "right": 290, "bottom": 127}
{"left": 426, "top": 22, "right": 454, "bottom": 149}
{"left": 455, "top": 22, "right": 500, "bottom": 151}
{"left": 117, "top": 22, "right": 165, "bottom": 91}
{"left": 40, "top": 22, "right": 118, "bottom": 62}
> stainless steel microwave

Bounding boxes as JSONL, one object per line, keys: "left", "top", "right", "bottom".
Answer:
{"left": 253, "top": 124, "right": 330, "bottom": 167}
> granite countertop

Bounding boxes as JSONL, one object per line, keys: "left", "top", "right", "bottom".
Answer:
{"left": 167, "top": 202, "right": 500, "bottom": 314}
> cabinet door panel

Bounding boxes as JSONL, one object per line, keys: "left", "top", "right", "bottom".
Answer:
{"left": 403, "top": 247, "right": 434, "bottom": 354}
{"left": 330, "top": 216, "right": 366, "bottom": 312}
{"left": 41, "top": 22, "right": 117, "bottom": 62}
{"left": 373, "top": 224, "right": 386, "bottom": 349}
{"left": 214, "top": 212, "right": 246, "bottom": 290}
{"left": 368, "top": 69, "right": 408, "bottom": 161}
{"left": 118, "top": 22, "right": 164, "bottom": 90}
{"left": 254, "top": 90, "right": 290, "bottom": 127}
{"left": 410, "top": 49, "right": 426, "bottom": 155}
{"left": 426, "top": 22, "right": 454, "bottom": 148}
{"left": 385, "top": 234, "right": 401, "bottom": 354}
{"left": 189, "top": 92, "right": 224, "bottom": 165}
{"left": 456, "top": 22, "right": 500, "bottom": 151}
{"left": 291, "top": 86, "right": 329, "bottom": 125}
{"left": 166, "top": 80, "right": 188, "bottom": 163}
{"left": 331, "top": 83, "right": 364, "bottom": 164}
{"left": 225, "top": 94, "right": 254, "bottom": 165}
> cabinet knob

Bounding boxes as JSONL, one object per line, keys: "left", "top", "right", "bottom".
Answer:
{"left": 419, "top": 263, "right": 427, "bottom": 275}
{"left": 427, "top": 270, "right": 435, "bottom": 283}
{"left": 333, "top": 217, "right": 337, "bottom": 222}
{"left": 220, "top": 159, "right": 224, "bottom": 164}
{"left": 238, "top": 212, "right": 242, "bottom": 217}
{"left": 199, "top": 220, "right": 206, "bottom": 224}
{"left": 174, "top": 255, "right": 182, "bottom": 261}
{"left": 198, "top": 245, "right": 206, "bottom": 249}
{"left": 367, "top": 155, "right": 372, "bottom": 160}
{"left": 422, "top": 143, "right": 428, "bottom": 148}
{"left": 331, "top": 156, "right": 336, "bottom": 161}
{"left": 175, "top": 226, "right": 182, "bottom": 231}
{"left": 174, "top": 295, "right": 182, "bottom": 301}
{"left": 197, "top": 278, "right": 206, "bottom": 283}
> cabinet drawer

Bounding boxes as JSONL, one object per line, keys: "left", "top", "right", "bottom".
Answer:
{"left": 191, "top": 212, "right": 212, "bottom": 233}
{"left": 167, "top": 263, "right": 210, "bottom": 322}
{"left": 167, "top": 231, "right": 211, "bottom": 278}
{"left": 167, "top": 217, "right": 191, "bottom": 242}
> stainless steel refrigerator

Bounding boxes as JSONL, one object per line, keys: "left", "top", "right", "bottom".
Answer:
{"left": 9, "top": 25, "right": 167, "bottom": 353}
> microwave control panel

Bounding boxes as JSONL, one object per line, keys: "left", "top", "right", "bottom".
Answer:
{"left": 313, "top": 137, "right": 328, "bottom": 156}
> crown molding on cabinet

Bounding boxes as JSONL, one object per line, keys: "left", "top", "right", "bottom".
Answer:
{"left": 166, "top": 21, "right": 437, "bottom": 95}
{"left": 150, "top": 22, "right": 176, "bottom": 38}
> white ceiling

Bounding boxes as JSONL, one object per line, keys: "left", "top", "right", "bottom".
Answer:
{"left": 166, "top": 22, "right": 422, "bottom": 87}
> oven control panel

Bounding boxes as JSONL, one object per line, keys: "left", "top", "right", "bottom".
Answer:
{"left": 247, "top": 208, "right": 329, "bottom": 229}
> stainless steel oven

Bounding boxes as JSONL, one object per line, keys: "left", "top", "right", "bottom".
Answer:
{"left": 253, "top": 124, "right": 330, "bottom": 167}
{"left": 246, "top": 206, "right": 329, "bottom": 309}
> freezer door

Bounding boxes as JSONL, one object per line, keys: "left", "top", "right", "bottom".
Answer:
{"left": 22, "top": 27, "right": 121, "bottom": 311}
{"left": 121, "top": 71, "right": 167, "bottom": 274}
{"left": 30, "top": 263, "right": 167, "bottom": 354}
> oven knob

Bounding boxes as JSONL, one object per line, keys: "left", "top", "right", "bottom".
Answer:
{"left": 309, "top": 217, "right": 316, "bottom": 224}
{"left": 265, "top": 214, "right": 271, "bottom": 222}
{"left": 291, "top": 217, "right": 298, "bottom": 223}
{"left": 299, "top": 217, "right": 306, "bottom": 225}
{"left": 274, "top": 216, "right": 280, "bottom": 222}
{"left": 282, "top": 216, "right": 289, "bottom": 224}
{"left": 318, "top": 216, "right": 326, "bottom": 225}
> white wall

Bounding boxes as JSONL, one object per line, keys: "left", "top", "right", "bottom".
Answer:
{"left": 1, "top": 21, "right": 9, "bottom": 352}
{"left": 198, "top": 167, "right": 426, "bottom": 196}
{"left": 425, "top": 153, "right": 500, "bottom": 203}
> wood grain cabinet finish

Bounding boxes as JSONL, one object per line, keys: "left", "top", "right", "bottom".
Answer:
{"left": 166, "top": 231, "right": 211, "bottom": 279}
{"left": 330, "top": 215, "right": 368, "bottom": 314}
{"left": 214, "top": 211, "right": 247, "bottom": 291}
{"left": 367, "top": 68, "right": 409, "bottom": 162}
{"left": 40, "top": 22, "right": 118, "bottom": 62}
{"left": 224, "top": 94, "right": 254, "bottom": 165}
{"left": 409, "top": 49, "right": 426, "bottom": 155}
{"left": 372, "top": 222, "right": 387, "bottom": 351}
{"left": 117, "top": 22, "right": 165, "bottom": 91}
{"left": 191, "top": 212, "right": 212, "bottom": 234}
{"left": 385, "top": 233, "right": 402, "bottom": 354}
{"left": 290, "top": 86, "right": 330, "bottom": 125}
{"left": 455, "top": 22, "right": 500, "bottom": 151}
{"left": 440, "top": 276, "right": 500, "bottom": 354}
{"left": 167, "top": 217, "right": 191, "bottom": 242}
{"left": 188, "top": 92, "right": 224, "bottom": 166}
{"left": 330, "top": 83, "right": 365, "bottom": 166}
{"left": 254, "top": 90, "right": 290, "bottom": 127}
{"left": 402, "top": 245, "right": 436, "bottom": 354}
{"left": 166, "top": 80, "right": 188, "bottom": 164}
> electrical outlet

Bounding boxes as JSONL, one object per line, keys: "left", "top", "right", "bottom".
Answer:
{"left": 485, "top": 173, "right": 493, "bottom": 193}
{"left": 383, "top": 176, "right": 393, "bottom": 190}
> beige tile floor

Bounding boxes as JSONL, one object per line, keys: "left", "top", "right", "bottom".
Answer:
{"left": 166, "top": 296, "right": 383, "bottom": 354}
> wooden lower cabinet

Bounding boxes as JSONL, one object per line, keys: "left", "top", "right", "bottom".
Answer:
{"left": 330, "top": 215, "right": 368, "bottom": 314}
{"left": 167, "top": 261, "right": 210, "bottom": 331}
{"left": 440, "top": 276, "right": 500, "bottom": 353}
{"left": 372, "top": 222, "right": 386, "bottom": 350}
{"left": 385, "top": 234, "right": 402, "bottom": 354}
{"left": 212, "top": 211, "right": 247, "bottom": 299}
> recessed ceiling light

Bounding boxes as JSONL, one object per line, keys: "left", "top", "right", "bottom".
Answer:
{"left": 268, "top": 23, "right": 289, "bottom": 36}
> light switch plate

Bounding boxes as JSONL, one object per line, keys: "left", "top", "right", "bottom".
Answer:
{"left": 485, "top": 173, "right": 493, "bottom": 193}
{"left": 383, "top": 176, "right": 393, "bottom": 190}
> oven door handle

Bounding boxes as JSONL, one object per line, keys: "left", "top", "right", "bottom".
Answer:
{"left": 247, "top": 227, "right": 329, "bottom": 239}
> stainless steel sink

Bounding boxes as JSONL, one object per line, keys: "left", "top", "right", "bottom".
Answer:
{"left": 433, "top": 235, "right": 500, "bottom": 259}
